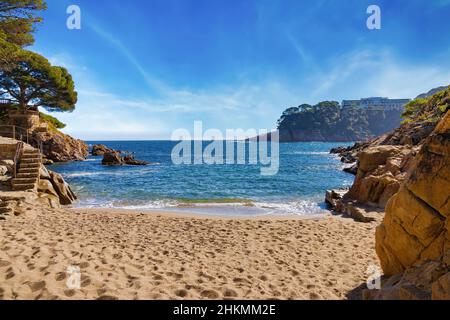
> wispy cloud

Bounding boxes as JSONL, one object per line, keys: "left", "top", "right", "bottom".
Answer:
{"left": 87, "top": 22, "right": 167, "bottom": 94}
{"left": 47, "top": 53, "right": 301, "bottom": 140}
{"left": 310, "top": 48, "right": 450, "bottom": 100}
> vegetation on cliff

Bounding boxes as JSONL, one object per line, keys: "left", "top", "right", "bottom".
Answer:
{"left": 39, "top": 112, "right": 66, "bottom": 129}
{"left": 402, "top": 86, "right": 450, "bottom": 124}
{"left": 276, "top": 100, "right": 403, "bottom": 142}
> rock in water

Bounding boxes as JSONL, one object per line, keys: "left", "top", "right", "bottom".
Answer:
{"left": 123, "top": 154, "right": 149, "bottom": 166}
{"left": 101, "top": 151, "right": 149, "bottom": 166}
{"left": 91, "top": 144, "right": 114, "bottom": 156}
{"left": 102, "top": 151, "right": 124, "bottom": 166}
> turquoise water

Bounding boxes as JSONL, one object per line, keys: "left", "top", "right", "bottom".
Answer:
{"left": 50, "top": 141, "right": 354, "bottom": 216}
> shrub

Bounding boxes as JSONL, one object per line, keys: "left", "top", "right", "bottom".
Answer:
{"left": 39, "top": 112, "right": 66, "bottom": 129}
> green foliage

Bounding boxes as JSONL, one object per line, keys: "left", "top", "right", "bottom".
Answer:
{"left": 0, "top": 30, "right": 21, "bottom": 71}
{"left": 438, "top": 104, "right": 449, "bottom": 113}
{"left": 402, "top": 98, "right": 428, "bottom": 120}
{"left": 0, "top": 0, "right": 47, "bottom": 47}
{"left": 39, "top": 112, "right": 66, "bottom": 129}
{"left": 0, "top": 49, "right": 77, "bottom": 113}
{"left": 402, "top": 87, "right": 450, "bottom": 124}
{"left": 277, "top": 101, "right": 404, "bottom": 140}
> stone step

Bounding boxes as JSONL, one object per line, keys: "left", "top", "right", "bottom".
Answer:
{"left": 17, "top": 172, "right": 39, "bottom": 179}
{"left": 12, "top": 178, "right": 37, "bottom": 185}
{"left": 18, "top": 168, "right": 40, "bottom": 174}
{"left": 21, "top": 153, "right": 41, "bottom": 160}
{"left": 23, "top": 149, "right": 40, "bottom": 155}
{"left": 21, "top": 158, "right": 41, "bottom": 164}
{"left": 19, "top": 163, "right": 40, "bottom": 169}
{"left": 12, "top": 183, "right": 36, "bottom": 191}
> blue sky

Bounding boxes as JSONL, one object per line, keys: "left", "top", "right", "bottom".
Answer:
{"left": 31, "top": 0, "right": 450, "bottom": 140}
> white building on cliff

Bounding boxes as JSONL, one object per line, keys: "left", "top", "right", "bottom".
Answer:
{"left": 341, "top": 97, "right": 411, "bottom": 111}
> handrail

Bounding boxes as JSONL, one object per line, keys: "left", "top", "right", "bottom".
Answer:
{"left": 0, "top": 125, "right": 44, "bottom": 170}
{"left": 0, "top": 125, "right": 29, "bottom": 144}
{"left": 13, "top": 141, "right": 24, "bottom": 178}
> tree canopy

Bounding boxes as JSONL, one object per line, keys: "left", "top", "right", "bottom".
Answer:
{"left": 276, "top": 101, "right": 404, "bottom": 141}
{"left": 0, "top": 0, "right": 47, "bottom": 47}
{"left": 0, "top": 48, "right": 77, "bottom": 112}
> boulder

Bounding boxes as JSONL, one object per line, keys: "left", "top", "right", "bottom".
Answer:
{"left": 39, "top": 165, "right": 51, "bottom": 180}
{"left": 325, "top": 190, "right": 375, "bottom": 222}
{"left": 0, "top": 165, "right": 7, "bottom": 176}
{"left": 358, "top": 146, "right": 403, "bottom": 172}
{"left": 345, "top": 145, "right": 414, "bottom": 208}
{"left": 91, "top": 144, "right": 114, "bottom": 156}
{"left": 364, "top": 261, "right": 447, "bottom": 300}
{"left": 37, "top": 179, "right": 61, "bottom": 208}
{"left": 343, "top": 163, "right": 358, "bottom": 175}
{"left": 44, "top": 170, "right": 77, "bottom": 205}
{"left": 102, "top": 151, "right": 123, "bottom": 166}
{"left": 123, "top": 154, "right": 149, "bottom": 166}
{"left": 0, "top": 160, "right": 14, "bottom": 174}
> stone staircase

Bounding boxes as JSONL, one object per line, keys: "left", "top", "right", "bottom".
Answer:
{"left": 11, "top": 149, "right": 41, "bottom": 191}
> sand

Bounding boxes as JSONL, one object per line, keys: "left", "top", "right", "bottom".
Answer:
{"left": 0, "top": 206, "right": 382, "bottom": 300}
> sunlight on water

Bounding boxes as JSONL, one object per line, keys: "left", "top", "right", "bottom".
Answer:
{"left": 51, "top": 141, "right": 354, "bottom": 216}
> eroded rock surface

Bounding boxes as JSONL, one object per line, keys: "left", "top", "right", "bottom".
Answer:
{"left": 369, "top": 111, "right": 450, "bottom": 300}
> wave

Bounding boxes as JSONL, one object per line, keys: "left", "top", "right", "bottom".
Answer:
{"left": 284, "top": 151, "right": 330, "bottom": 155}
{"left": 63, "top": 172, "right": 115, "bottom": 178}
{"left": 73, "top": 197, "right": 328, "bottom": 217}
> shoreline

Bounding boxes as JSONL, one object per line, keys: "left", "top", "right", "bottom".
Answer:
{"left": 0, "top": 205, "right": 382, "bottom": 300}
{"left": 69, "top": 207, "right": 329, "bottom": 221}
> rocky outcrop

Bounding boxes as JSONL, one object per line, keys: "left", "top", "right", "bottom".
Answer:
{"left": 102, "top": 151, "right": 123, "bottom": 166}
{"left": 102, "top": 151, "right": 149, "bottom": 166}
{"left": 1, "top": 162, "right": 76, "bottom": 214}
{"left": 364, "top": 261, "right": 449, "bottom": 300}
{"left": 91, "top": 144, "right": 114, "bottom": 156}
{"left": 32, "top": 131, "right": 88, "bottom": 162}
{"left": 37, "top": 165, "right": 76, "bottom": 207}
{"left": 345, "top": 145, "right": 419, "bottom": 208}
{"left": 325, "top": 189, "right": 376, "bottom": 223}
{"left": 370, "top": 111, "right": 450, "bottom": 299}
{"left": 123, "top": 154, "right": 149, "bottom": 166}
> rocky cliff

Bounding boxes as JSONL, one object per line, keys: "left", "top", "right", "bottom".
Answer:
{"left": 367, "top": 111, "right": 450, "bottom": 300}
{"left": 32, "top": 130, "right": 88, "bottom": 163}
{"left": 330, "top": 87, "right": 450, "bottom": 211}
{"left": 276, "top": 101, "right": 405, "bottom": 142}
{"left": 1, "top": 109, "right": 88, "bottom": 163}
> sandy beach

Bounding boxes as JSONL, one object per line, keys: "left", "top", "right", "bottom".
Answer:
{"left": 0, "top": 206, "right": 381, "bottom": 300}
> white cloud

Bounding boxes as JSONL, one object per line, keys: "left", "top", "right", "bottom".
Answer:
{"left": 46, "top": 53, "right": 301, "bottom": 140}
{"left": 44, "top": 30, "right": 450, "bottom": 140}
{"left": 310, "top": 48, "right": 450, "bottom": 100}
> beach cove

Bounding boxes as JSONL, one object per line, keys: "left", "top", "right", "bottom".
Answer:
{"left": 0, "top": 205, "right": 381, "bottom": 300}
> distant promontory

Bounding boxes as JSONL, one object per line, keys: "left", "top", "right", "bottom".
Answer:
{"left": 275, "top": 97, "right": 410, "bottom": 142}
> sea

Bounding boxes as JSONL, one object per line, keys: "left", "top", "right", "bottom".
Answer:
{"left": 50, "top": 141, "right": 354, "bottom": 217}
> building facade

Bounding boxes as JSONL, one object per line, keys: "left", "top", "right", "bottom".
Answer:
{"left": 341, "top": 97, "right": 411, "bottom": 111}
